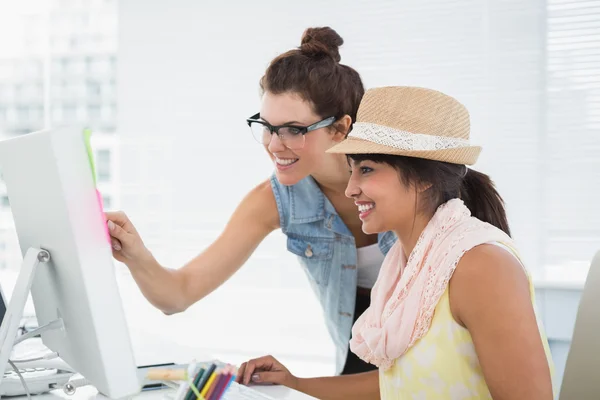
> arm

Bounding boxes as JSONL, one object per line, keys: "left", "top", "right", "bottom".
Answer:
{"left": 236, "top": 355, "right": 379, "bottom": 400}
{"left": 106, "top": 179, "right": 279, "bottom": 314}
{"left": 449, "top": 244, "right": 554, "bottom": 400}
{"left": 295, "top": 372, "right": 379, "bottom": 400}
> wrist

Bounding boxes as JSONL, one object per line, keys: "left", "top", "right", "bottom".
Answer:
{"left": 292, "top": 376, "right": 304, "bottom": 392}
{"left": 128, "top": 248, "right": 157, "bottom": 272}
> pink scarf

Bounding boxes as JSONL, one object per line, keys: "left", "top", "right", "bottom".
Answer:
{"left": 350, "top": 198, "right": 515, "bottom": 370}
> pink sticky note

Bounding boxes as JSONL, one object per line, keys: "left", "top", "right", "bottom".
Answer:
{"left": 96, "top": 189, "right": 111, "bottom": 244}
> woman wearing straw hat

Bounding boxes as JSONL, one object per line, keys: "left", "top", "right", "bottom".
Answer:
{"left": 104, "top": 27, "right": 396, "bottom": 376}
{"left": 237, "top": 87, "right": 555, "bottom": 399}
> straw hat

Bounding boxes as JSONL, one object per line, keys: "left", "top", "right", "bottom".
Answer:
{"left": 327, "top": 86, "right": 481, "bottom": 165}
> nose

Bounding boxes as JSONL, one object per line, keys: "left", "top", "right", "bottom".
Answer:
{"left": 267, "top": 132, "right": 286, "bottom": 153}
{"left": 345, "top": 172, "right": 361, "bottom": 199}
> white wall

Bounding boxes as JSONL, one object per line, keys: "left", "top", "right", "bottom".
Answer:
{"left": 118, "top": 0, "right": 549, "bottom": 271}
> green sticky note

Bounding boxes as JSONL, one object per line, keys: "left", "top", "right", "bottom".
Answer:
{"left": 83, "top": 128, "right": 97, "bottom": 184}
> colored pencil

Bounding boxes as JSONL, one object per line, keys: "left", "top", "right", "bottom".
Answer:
{"left": 200, "top": 370, "right": 218, "bottom": 398}
{"left": 210, "top": 366, "right": 231, "bottom": 400}
{"left": 174, "top": 362, "right": 198, "bottom": 400}
{"left": 185, "top": 367, "right": 205, "bottom": 400}
{"left": 205, "top": 369, "right": 225, "bottom": 400}
{"left": 195, "top": 363, "right": 216, "bottom": 397}
{"left": 217, "top": 369, "right": 236, "bottom": 400}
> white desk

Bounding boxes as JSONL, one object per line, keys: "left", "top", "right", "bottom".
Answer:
{"left": 36, "top": 382, "right": 315, "bottom": 400}
{"left": 15, "top": 334, "right": 316, "bottom": 400}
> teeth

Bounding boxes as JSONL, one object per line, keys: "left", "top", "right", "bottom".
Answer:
{"left": 358, "top": 204, "right": 375, "bottom": 213}
{"left": 275, "top": 158, "right": 298, "bottom": 166}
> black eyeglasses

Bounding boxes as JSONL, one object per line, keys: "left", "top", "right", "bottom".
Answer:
{"left": 246, "top": 113, "right": 336, "bottom": 150}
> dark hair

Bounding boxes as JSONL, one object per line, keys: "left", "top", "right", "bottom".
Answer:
{"left": 260, "top": 27, "right": 364, "bottom": 129}
{"left": 349, "top": 154, "right": 511, "bottom": 236}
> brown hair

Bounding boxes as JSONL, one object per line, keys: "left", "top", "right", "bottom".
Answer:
{"left": 349, "top": 154, "right": 511, "bottom": 236}
{"left": 260, "top": 27, "right": 364, "bottom": 129}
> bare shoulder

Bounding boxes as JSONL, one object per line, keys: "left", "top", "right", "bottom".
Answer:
{"left": 248, "top": 178, "right": 277, "bottom": 201}
{"left": 234, "top": 179, "right": 280, "bottom": 232}
{"left": 454, "top": 243, "right": 526, "bottom": 280}
{"left": 449, "top": 243, "right": 531, "bottom": 327}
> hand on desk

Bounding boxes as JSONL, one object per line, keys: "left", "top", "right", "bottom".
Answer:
{"left": 237, "top": 355, "right": 380, "bottom": 400}
{"left": 237, "top": 355, "right": 299, "bottom": 390}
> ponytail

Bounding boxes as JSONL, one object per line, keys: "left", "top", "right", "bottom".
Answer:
{"left": 460, "top": 168, "right": 511, "bottom": 236}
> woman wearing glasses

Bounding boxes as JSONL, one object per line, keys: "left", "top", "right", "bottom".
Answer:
{"left": 105, "top": 26, "right": 396, "bottom": 376}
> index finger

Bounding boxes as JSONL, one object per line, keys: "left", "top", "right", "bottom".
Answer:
{"left": 243, "top": 360, "right": 257, "bottom": 385}
{"left": 105, "top": 211, "right": 133, "bottom": 230}
{"left": 236, "top": 362, "right": 247, "bottom": 383}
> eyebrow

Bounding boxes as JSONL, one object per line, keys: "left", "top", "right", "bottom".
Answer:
{"left": 260, "top": 116, "right": 307, "bottom": 126}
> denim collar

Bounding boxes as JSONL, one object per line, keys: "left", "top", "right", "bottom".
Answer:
{"left": 289, "top": 176, "right": 333, "bottom": 223}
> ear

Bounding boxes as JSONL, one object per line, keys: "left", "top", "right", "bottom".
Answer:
{"left": 417, "top": 182, "right": 433, "bottom": 193}
{"left": 331, "top": 115, "right": 353, "bottom": 143}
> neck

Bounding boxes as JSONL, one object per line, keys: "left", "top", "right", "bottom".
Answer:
{"left": 393, "top": 212, "right": 433, "bottom": 260}
{"left": 311, "top": 154, "right": 351, "bottom": 195}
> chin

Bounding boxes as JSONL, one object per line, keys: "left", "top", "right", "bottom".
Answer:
{"left": 274, "top": 170, "right": 306, "bottom": 186}
{"left": 361, "top": 222, "right": 382, "bottom": 235}
{"left": 361, "top": 216, "right": 392, "bottom": 235}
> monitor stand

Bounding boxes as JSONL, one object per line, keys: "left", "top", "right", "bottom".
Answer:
{"left": 0, "top": 248, "right": 67, "bottom": 387}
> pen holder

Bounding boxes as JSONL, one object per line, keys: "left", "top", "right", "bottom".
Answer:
{"left": 146, "top": 362, "right": 236, "bottom": 400}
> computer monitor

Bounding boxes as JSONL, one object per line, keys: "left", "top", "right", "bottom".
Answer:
{"left": 0, "top": 285, "right": 6, "bottom": 328}
{"left": 559, "top": 250, "right": 600, "bottom": 399}
{"left": 0, "top": 127, "right": 140, "bottom": 398}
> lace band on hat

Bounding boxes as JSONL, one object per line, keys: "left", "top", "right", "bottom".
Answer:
{"left": 349, "top": 122, "right": 471, "bottom": 151}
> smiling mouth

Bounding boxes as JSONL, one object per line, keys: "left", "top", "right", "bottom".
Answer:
{"left": 275, "top": 157, "right": 299, "bottom": 166}
{"left": 357, "top": 203, "right": 375, "bottom": 213}
{"left": 357, "top": 203, "right": 375, "bottom": 219}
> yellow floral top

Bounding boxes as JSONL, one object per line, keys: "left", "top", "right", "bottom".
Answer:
{"left": 378, "top": 244, "right": 555, "bottom": 399}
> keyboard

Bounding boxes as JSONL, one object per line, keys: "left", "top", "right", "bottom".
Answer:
{"left": 1, "top": 368, "right": 73, "bottom": 397}
{"left": 222, "top": 382, "right": 276, "bottom": 400}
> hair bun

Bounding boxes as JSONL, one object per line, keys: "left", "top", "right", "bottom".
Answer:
{"left": 300, "top": 27, "right": 343, "bottom": 62}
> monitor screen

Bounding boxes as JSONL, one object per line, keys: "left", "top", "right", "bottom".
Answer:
{"left": 0, "top": 127, "right": 140, "bottom": 398}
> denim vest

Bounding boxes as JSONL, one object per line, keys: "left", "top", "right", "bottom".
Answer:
{"left": 270, "top": 174, "right": 397, "bottom": 374}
